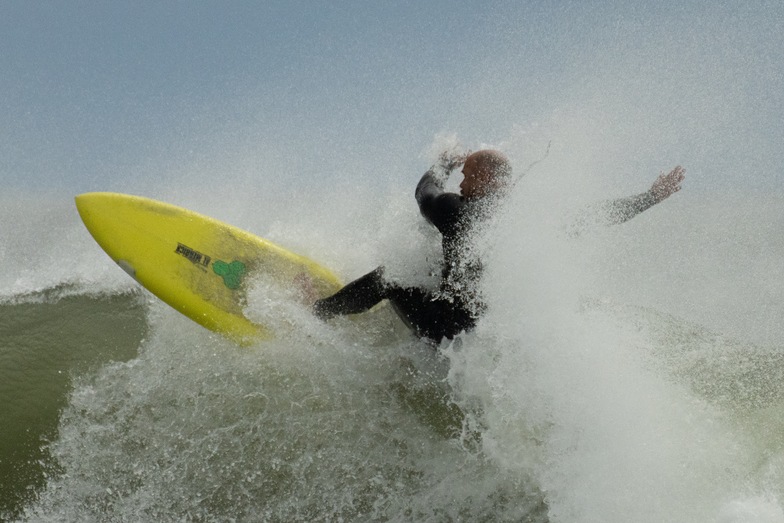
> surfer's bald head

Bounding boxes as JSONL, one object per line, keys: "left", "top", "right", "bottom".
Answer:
{"left": 460, "top": 150, "right": 512, "bottom": 199}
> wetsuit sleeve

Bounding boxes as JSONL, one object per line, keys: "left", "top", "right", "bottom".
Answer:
{"left": 415, "top": 164, "right": 463, "bottom": 232}
{"left": 596, "top": 191, "right": 659, "bottom": 225}
{"left": 567, "top": 191, "right": 659, "bottom": 237}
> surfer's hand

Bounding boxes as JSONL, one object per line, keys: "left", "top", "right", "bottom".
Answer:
{"left": 649, "top": 165, "right": 685, "bottom": 203}
{"left": 438, "top": 149, "right": 469, "bottom": 172}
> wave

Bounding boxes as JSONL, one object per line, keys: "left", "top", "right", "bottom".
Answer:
{"left": 6, "top": 183, "right": 784, "bottom": 522}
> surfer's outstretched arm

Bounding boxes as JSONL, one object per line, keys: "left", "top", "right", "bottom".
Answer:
{"left": 568, "top": 165, "right": 685, "bottom": 236}
{"left": 599, "top": 165, "right": 685, "bottom": 224}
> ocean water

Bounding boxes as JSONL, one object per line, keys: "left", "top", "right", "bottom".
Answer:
{"left": 3, "top": 171, "right": 784, "bottom": 523}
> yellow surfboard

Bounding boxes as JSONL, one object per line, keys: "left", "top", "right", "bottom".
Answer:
{"left": 75, "top": 192, "right": 343, "bottom": 345}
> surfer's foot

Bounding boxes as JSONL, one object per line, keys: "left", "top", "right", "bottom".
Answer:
{"left": 293, "top": 272, "right": 319, "bottom": 307}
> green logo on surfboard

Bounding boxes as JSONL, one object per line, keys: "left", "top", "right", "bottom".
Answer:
{"left": 213, "top": 260, "right": 246, "bottom": 290}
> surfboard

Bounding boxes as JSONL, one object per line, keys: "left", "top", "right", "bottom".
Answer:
{"left": 75, "top": 192, "right": 343, "bottom": 345}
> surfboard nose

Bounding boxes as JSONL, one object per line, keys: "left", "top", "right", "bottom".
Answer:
{"left": 74, "top": 193, "right": 86, "bottom": 212}
{"left": 74, "top": 192, "right": 103, "bottom": 220}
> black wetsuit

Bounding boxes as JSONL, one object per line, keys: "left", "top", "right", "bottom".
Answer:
{"left": 314, "top": 163, "right": 492, "bottom": 343}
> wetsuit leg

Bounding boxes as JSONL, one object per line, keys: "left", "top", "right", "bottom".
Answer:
{"left": 313, "top": 266, "right": 478, "bottom": 343}
{"left": 385, "top": 287, "right": 477, "bottom": 342}
{"left": 313, "top": 266, "right": 387, "bottom": 319}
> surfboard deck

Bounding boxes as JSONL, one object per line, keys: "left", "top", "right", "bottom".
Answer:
{"left": 75, "top": 192, "right": 343, "bottom": 345}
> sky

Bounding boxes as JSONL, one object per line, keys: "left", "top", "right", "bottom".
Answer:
{"left": 1, "top": 1, "right": 783, "bottom": 197}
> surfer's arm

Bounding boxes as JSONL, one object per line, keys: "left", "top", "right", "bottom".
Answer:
{"left": 416, "top": 149, "right": 467, "bottom": 197}
{"left": 568, "top": 166, "right": 685, "bottom": 236}
{"left": 416, "top": 152, "right": 466, "bottom": 226}
{"left": 606, "top": 165, "right": 685, "bottom": 224}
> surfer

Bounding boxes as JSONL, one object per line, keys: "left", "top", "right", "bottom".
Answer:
{"left": 313, "top": 149, "right": 685, "bottom": 344}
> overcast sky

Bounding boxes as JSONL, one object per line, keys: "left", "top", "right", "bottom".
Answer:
{"left": 2, "top": 1, "right": 782, "bottom": 196}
